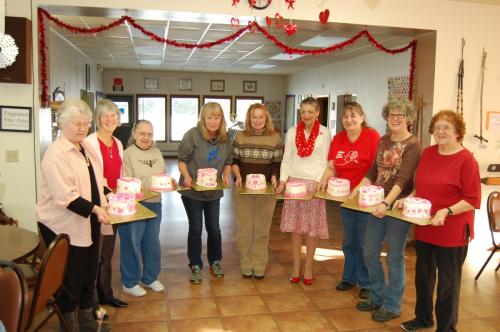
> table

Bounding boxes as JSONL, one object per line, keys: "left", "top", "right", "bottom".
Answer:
{"left": 0, "top": 225, "right": 40, "bottom": 261}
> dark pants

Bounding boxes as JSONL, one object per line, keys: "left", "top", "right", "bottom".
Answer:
{"left": 414, "top": 240, "right": 468, "bottom": 332}
{"left": 38, "top": 221, "right": 100, "bottom": 313}
{"left": 96, "top": 225, "right": 117, "bottom": 302}
{"left": 181, "top": 196, "right": 222, "bottom": 268}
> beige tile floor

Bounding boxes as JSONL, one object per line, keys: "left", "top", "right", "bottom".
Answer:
{"left": 40, "top": 159, "right": 500, "bottom": 331}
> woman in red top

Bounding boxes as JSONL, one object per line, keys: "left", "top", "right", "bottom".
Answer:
{"left": 320, "top": 102, "right": 379, "bottom": 299}
{"left": 398, "top": 110, "right": 481, "bottom": 332}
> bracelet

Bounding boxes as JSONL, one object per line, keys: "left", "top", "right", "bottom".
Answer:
{"left": 382, "top": 201, "right": 391, "bottom": 210}
{"left": 447, "top": 207, "right": 453, "bottom": 216}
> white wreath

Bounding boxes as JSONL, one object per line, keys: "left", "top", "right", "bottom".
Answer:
{"left": 0, "top": 34, "right": 19, "bottom": 68}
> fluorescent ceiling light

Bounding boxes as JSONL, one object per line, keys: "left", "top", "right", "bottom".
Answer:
{"left": 139, "top": 59, "right": 162, "bottom": 65}
{"left": 135, "top": 47, "right": 163, "bottom": 55}
{"left": 300, "top": 36, "right": 349, "bottom": 47}
{"left": 269, "top": 53, "right": 305, "bottom": 61}
{"left": 250, "top": 64, "right": 276, "bottom": 69}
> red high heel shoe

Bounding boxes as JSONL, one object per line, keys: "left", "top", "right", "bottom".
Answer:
{"left": 290, "top": 276, "right": 301, "bottom": 283}
{"left": 303, "top": 278, "right": 314, "bottom": 286}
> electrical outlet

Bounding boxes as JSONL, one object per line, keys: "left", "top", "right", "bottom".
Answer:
{"left": 6, "top": 150, "right": 19, "bottom": 162}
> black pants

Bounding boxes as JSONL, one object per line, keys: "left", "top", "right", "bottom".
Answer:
{"left": 38, "top": 220, "right": 100, "bottom": 313}
{"left": 414, "top": 240, "right": 468, "bottom": 332}
{"left": 96, "top": 225, "right": 118, "bottom": 302}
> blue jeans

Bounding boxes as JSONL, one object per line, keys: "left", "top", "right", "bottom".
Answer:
{"left": 363, "top": 214, "right": 411, "bottom": 315}
{"left": 118, "top": 201, "right": 162, "bottom": 288}
{"left": 181, "top": 196, "right": 222, "bottom": 268}
{"left": 340, "top": 208, "right": 370, "bottom": 288}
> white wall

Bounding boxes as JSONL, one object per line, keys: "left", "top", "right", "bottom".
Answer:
{"left": 102, "top": 70, "right": 285, "bottom": 152}
{"left": 2, "top": 0, "right": 500, "bottom": 230}
{"left": 286, "top": 50, "right": 411, "bottom": 135}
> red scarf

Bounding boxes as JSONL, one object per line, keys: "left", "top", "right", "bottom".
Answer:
{"left": 295, "top": 120, "right": 320, "bottom": 158}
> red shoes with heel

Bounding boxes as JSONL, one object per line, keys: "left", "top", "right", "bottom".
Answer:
{"left": 290, "top": 276, "right": 301, "bottom": 283}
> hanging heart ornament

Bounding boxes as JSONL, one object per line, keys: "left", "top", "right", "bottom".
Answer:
{"left": 231, "top": 17, "right": 240, "bottom": 28}
{"left": 319, "top": 9, "right": 330, "bottom": 24}
{"left": 266, "top": 16, "right": 272, "bottom": 27}
{"left": 274, "top": 13, "right": 284, "bottom": 29}
{"left": 284, "top": 23, "right": 298, "bottom": 36}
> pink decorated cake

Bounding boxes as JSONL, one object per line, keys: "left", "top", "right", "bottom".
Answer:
{"left": 107, "top": 193, "right": 137, "bottom": 216}
{"left": 245, "top": 174, "right": 267, "bottom": 191}
{"left": 285, "top": 181, "right": 308, "bottom": 198}
{"left": 358, "top": 185, "right": 384, "bottom": 207}
{"left": 327, "top": 177, "right": 350, "bottom": 197}
{"left": 116, "top": 177, "right": 142, "bottom": 198}
{"left": 150, "top": 173, "right": 174, "bottom": 191}
{"left": 403, "top": 197, "right": 432, "bottom": 219}
{"left": 196, "top": 168, "right": 217, "bottom": 188}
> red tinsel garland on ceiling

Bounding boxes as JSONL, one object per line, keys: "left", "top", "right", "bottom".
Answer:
{"left": 37, "top": 8, "right": 416, "bottom": 107}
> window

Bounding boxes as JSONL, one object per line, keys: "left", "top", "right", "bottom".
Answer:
{"left": 203, "top": 96, "right": 233, "bottom": 127}
{"left": 137, "top": 95, "right": 166, "bottom": 141}
{"left": 170, "top": 95, "right": 200, "bottom": 141}
{"left": 105, "top": 94, "right": 134, "bottom": 124}
{"left": 235, "top": 96, "right": 264, "bottom": 123}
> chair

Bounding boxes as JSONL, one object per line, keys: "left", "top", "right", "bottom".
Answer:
{"left": 24, "top": 233, "right": 71, "bottom": 332}
{"left": 0, "top": 261, "right": 30, "bottom": 332}
{"left": 475, "top": 191, "right": 500, "bottom": 280}
{"left": 17, "top": 230, "right": 47, "bottom": 288}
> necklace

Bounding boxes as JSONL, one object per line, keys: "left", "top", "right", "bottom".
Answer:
{"left": 107, "top": 144, "right": 113, "bottom": 159}
{"left": 295, "top": 120, "right": 320, "bottom": 158}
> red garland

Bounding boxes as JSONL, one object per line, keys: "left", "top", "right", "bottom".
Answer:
{"left": 295, "top": 120, "right": 320, "bottom": 158}
{"left": 37, "top": 8, "right": 417, "bottom": 108}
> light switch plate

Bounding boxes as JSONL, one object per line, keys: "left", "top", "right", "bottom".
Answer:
{"left": 6, "top": 150, "right": 19, "bottom": 162}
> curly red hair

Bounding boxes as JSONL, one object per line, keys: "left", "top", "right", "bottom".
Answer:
{"left": 428, "top": 110, "right": 466, "bottom": 142}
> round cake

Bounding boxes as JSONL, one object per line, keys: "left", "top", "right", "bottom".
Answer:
{"left": 117, "top": 177, "right": 142, "bottom": 198}
{"left": 327, "top": 177, "right": 350, "bottom": 197}
{"left": 150, "top": 173, "right": 174, "bottom": 191}
{"left": 403, "top": 197, "right": 432, "bottom": 219}
{"left": 358, "top": 185, "right": 384, "bottom": 207}
{"left": 108, "top": 193, "right": 137, "bottom": 216}
{"left": 245, "top": 174, "right": 267, "bottom": 191}
{"left": 196, "top": 168, "right": 217, "bottom": 188}
{"left": 285, "top": 181, "right": 308, "bottom": 198}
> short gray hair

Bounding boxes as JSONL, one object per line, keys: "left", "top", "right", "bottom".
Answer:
{"left": 95, "top": 99, "right": 121, "bottom": 128}
{"left": 382, "top": 98, "right": 416, "bottom": 124}
{"left": 57, "top": 99, "right": 93, "bottom": 128}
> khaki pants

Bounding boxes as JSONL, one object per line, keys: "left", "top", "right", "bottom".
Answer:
{"left": 232, "top": 190, "right": 276, "bottom": 275}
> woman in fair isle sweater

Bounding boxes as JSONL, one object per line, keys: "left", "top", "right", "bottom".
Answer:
{"left": 232, "top": 103, "right": 282, "bottom": 279}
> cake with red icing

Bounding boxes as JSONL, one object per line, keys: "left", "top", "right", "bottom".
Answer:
{"left": 403, "top": 197, "right": 432, "bottom": 219}
{"left": 116, "top": 177, "right": 142, "bottom": 198}
{"left": 245, "top": 174, "right": 267, "bottom": 191}
{"left": 108, "top": 193, "right": 137, "bottom": 216}
{"left": 196, "top": 168, "right": 217, "bottom": 188}
{"left": 327, "top": 177, "right": 350, "bottom": 197}
{"left": 358, "top": 185, "right": 384, "bottom": 207}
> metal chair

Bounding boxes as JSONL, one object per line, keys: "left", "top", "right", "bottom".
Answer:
{"left": 475, "top": 191, "right": 500, "bottom": 280}
{"left": 24, "top": 233, "right": 71, "bottom": 332}
{"left": 0, "top": 261, "right": 30, "bottom": 332}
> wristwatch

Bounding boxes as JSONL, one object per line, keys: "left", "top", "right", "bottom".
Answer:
{"left": 447, "top": 207, "right": 453, "bottom": 215}
{"left": 382, "top": 201, "right": 391, "bottom": 210}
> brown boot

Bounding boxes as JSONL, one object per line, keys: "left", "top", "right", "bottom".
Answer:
{"left": 78, "top": 308, "right": 110, "bottom": 332}
{"left": 60, "top": 310, "right": 79, "bottom": 332}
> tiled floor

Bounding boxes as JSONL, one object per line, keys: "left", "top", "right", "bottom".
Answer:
{"left": 41, "top": 159, "right": 500, "bottom": 331}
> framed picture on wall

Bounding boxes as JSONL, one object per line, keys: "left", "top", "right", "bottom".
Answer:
{"left": 144, "top": 77, "right": 160, "bottom": 90}
{"left": 178, "top": 79, "right": 193, "bottom": 91}
{"left": 243, "top": 80, "right": 257, "bottom": 93}
{"left": 210, "top": 80, "right": 225, "bottom": 92}
{"left": 0, "top": 105, "right": 32, "bottom": 132}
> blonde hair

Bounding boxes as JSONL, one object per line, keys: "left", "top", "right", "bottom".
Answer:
{"left": 243, "top": 103, "right": 275, "bottom": 136}
{"left": 382, "top": 98, "right": 416, "bottom": 124}
{"left": 198, "top": 102, "right": 228, "bottom": 142}
{"left": 95, "top": 99, "right": 121, "bottom": 128}
{"left": 342, "top": 101, "right": 369, "bottom": 128}
{"left": 127, "top": 119, "right": 155, "bottom": 147}
{"left": 57, "top": 98, "right": 92, "bottom": 128}
{"left": 300, "top": 96, "right": 320, "bottom": 111}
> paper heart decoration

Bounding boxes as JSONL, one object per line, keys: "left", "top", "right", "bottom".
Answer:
{"left": 231, "top": 17, "right": 240, "bottom": 28}
{"left": 266, "top": 16, "right": 272, "bottom": 27}
{"left": 284, "top": 23, "right": 298, "bottom": 36}
{"left": 274, "top": 13, "right": 284, "bottom": 29}
{"left": 319, "top": 9, "right": 330, "bottom": 24}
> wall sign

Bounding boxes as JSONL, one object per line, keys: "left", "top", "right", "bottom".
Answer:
{"left": 0, "top": 106, "right": 32, "bottom": 132}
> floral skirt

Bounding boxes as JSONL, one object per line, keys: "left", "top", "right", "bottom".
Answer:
{"left": 280, "top": 177, "right": 329, "bottom": 239}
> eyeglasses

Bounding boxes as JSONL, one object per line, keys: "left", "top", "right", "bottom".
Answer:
{"left": 71, "top": 121, "right": 91, "bottom": 129}
{"left": 434, "top": 125, "right": 454, "bottom": 132}
{"left": 387, "top": 113, "right": 406, "bottom": 119}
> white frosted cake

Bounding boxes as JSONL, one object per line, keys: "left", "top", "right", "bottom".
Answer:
{"left": 108, "top": 193, "right": 137, "bottom": 216}
{"left": 196, "top": 168, "right": 217, "bottom": 188}
{"left": 245, "top": 174, "right": 267, "bottom": 191}
{"left": 403, "top": 197, "right": 432, "bottom": 219}
{"left": 150, "top": 173, "right": 174, "bottom": 191}
{"left": 285, "top": 181, "right": 308, "bottom": 198}
{"left": 327, "top": 177, "right": 350, "bottom": 197}
{"left": 358, "top": 185, "right": 384, "bottom": 207}
{"left": 117, "top": 177, "right": 142, "bottom": 198}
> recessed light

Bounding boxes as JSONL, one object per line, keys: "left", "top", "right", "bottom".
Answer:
{"left": 269, "top": 53, "right": 305, "bottom": 61}
{"left": 300, "top": 36, "right": 349, "bottom": 48}
{"left": 139, "top": 59, "right": 162, "bottom": 65}
{"left": 250, "top": 64, "right": 276, "bottom": 69}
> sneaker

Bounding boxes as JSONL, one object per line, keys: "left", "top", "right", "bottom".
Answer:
{"left": 190, "top": 265, "right": 202, "bottom": 284}
{"left": 356, "top": 300, "right": 381, "bottom": 312}
{"left": 401, "top": 318, "right": 434, "bottom": 332}
{"left": 371, "top": 308, "right": 400, "bottom": 322}
{"left": 209, "top": 261, "right": 224, "bottom": 278}
{"left": 336, "top": 281, "right": 355, "bottom": 291}
{"left": 241, "top": 269, "right": 253, "bottom": 278}
{"left": 122, "top": 284, "right": 146, "bottom": 297}
{"left": 358, "top": 288, "right": 370, "bottom": 300}
{"left": 144, "top": 280, "right": 164, "bottom": 292}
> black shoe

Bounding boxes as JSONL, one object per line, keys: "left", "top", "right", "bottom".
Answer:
{"left": 358, "top": 288, "right": 370, "bottom": 300}
{"left": 254, "top": 274, "right": 265, "bottom": 280}
{"left": 356, "top": 301, "right": 381, "bottom": 312}
{"left": 336, "top": 281, "right": 355, "bottom": 291}
{"left": 401, "top": 318, "right": 434, "bottom": 332}
{"left": 371, "top": 308, "right": 400, "bottom": 322}
{"left": 103, "top": 297, "right": 128, "bottom": 308}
